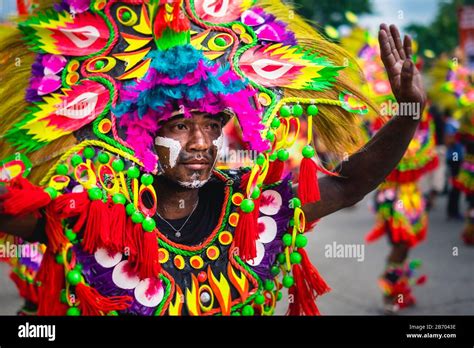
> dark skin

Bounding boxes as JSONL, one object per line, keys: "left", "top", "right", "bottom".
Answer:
{"left": 0, "top": 25, "right": 425, "bottom": 245}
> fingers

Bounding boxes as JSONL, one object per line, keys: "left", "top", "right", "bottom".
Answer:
{"left": 378, "top": 28, "right": 397, "bottom": 69}
{"left": 403, "top": 35, "right": 413, "bottom": 59}
{"left": 390, "top": 24, "right": 406, "bottom": 60}
{"left": 400, "top": 60, "right": 414, "bottom": 95}
{"left": 380, "top": 23, "right": 400, "bottom": 61}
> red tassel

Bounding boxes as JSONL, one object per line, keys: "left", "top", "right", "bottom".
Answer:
{"left": 107, "top": 204, "right": 126, "bottom": 253}
{"left": 298, "top": 157, "right": 320, "bottom": 205}
{"left": 299, "top": 249, "right": 331, "bottom": 297}
{"left": 134, "top": 226, "right": 160, "bottom": 279}
{"left": 234, "top": 208, "right": 258, "bottom": 261}
{"left": 44, "top": 205, "right": 69, "bottom": 253}
{"left": 287, "top": 264, "right": 321, "bottom": 316}
{"left": 264, "top": 159, "right": 284, "bottom": 185}
{"left": 52, "top": 191, "right": 90, "bottom": 219}
{"left": 75, "top": 282, "right": 133, "bottom": 316}
{"left": 2, "top": 177, "right": 52, "bottom": 216}
{"left": 36, "top": 250, "right": 67, "bottom": 315}
{"left": 365, "top": 224, "right": 386, "bottom": 243}
{"left": 123, "top": 217, "right": 138, "bottom": 262}
{"left": 82, "top": 200, "right": 110, "bottom": 253}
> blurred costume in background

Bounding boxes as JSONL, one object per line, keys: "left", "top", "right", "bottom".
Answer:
{"left": 0, "top": 0, "right": 373, "bottom": 316}
{"left": 342, "top": 28, "right": 434, "bottom": 313}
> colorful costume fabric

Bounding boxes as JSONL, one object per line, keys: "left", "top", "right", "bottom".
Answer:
{"left": 0, "top": 0, "right": 373, "bottom": 316}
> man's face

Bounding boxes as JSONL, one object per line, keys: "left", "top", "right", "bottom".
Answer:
{"left": 154, "top": 112, "right": 224, "bottom": 188}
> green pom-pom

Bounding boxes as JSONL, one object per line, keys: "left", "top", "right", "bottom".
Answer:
{"left": 66, "top": 307, "right": 81, "bottom": 316}
{"left": 279, "top": 105, "right": 291, "bottom": 118}
{"left": 131, "top": 211, "right": 144, "bottom": 224}
{"left": 271, "top": 265, "right": 280, "bottom": 276}
{"left": 277, "top": 149, "right": 289, "bottom": 162}
{"left": 254, "top": 294, "right": 265, "bottom": 305}
{"left": 44, "top": 187, "right": 58, "bottom": 200}
{"left": 409, "top": 259, "right": 422, "bottom": 269}
{"left": 215, "top": 37, "right": 227, "bottom": 47}
{"left": 231, "top": 312, "right": 241, "bottom": 316}
{"left": 269, "top": 153, "right": 278, "bottom": 161}
{"left": 242, "top": 305, "right": 255, "bottom": 316}
{"left": 125, "top": 203, "right": 135, "bottom": 216}
{"left": 302, "top": 145, "right": 315, "bottom": 158}
{"left": 55, "top": 254, "right": 64, "bottom": 264}
{"left": 56, "top": 163, "right": 69, "bottom": 175}
{"left": 271, "top": 117, "right": 281, "bottom": 129}
{"left": 256, "top": 153, "right": 266, "bottom": 166}
{"left": 266, "top": 130, "right": 275, "bottom": 142}
{"left": 240, "top": 198, "right": 255, "bottom": 213}
{"left": 277, "top": 253, "right": 286, "bottom": 264}
{"left": 307, "top": 104, "right": 319, "bottom": 116}
{"left": 295, "top": 234, "right": 308, "bottom": 248}
{"left": 290, "top": 197, "right": 301, "bottom": 208}
{"left": 127, "top": 166, "right": 140, "bottom": 179}
{"left": 112, "top": 159, "right": 125, "bottom": 172}
{"left": 264, "top": 279, "right": 274, "bottom": 291}
{"left": 141, "top": 173, "right": 154, "bottom": 186}
{"left": 60, "top": 289, "right": 68, "bottom": 303}
{"left": 251, "top": 187, "right": 261, "bottom": 199}
{"left": 282, "top": 275, "right": 294, "bottom": 288}
{"left": 277, "top": 291, "right": 283, "bottom": 301}
{"left": 66, "top": 270, "right": 82, "bottom": 286}
{"left": 98, "top": 152, "right": 110, "bottom": 164}
{"left": 95, "top": 60, "right": 105, "bottom": 70}
{"left": 292, "top": 104, "right": 303, "bottom": 117}
{"left": 112, "top": 193, "right": 126, "bottom": 205}
{"left": 142, "top": 217, "right": 156, "bottom": 232}
{"left": 75, "top": 263, "right": 83, "bottom": 272}
{"left": 65, "top": 229, "right": 77, "bottom": 242}
{"left": 282, "top": 233, "right": 292, "bottom": 246}
{"left": 83, "top": 147, "right": 95, "bottom": 159}
{"left": 71, "top": 154, "right": 83, "bottom": 167}
{"left": 290, "top": 251, "right": 302, "bottom": 264}
{"left": 88, "top": 187, "right": 102, "bottom": 201}
{"left": 121, "top": 10, "right": 131, "bottom": 21}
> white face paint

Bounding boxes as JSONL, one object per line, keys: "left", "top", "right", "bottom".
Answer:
{"left": 155, "top": 136, "right": 182, "bottom": 168}
{"left": 177, "top": 172, "right": 209, "bottom": 189}
{"left": 212, "top": 134, "right": 224, "bottom": 151}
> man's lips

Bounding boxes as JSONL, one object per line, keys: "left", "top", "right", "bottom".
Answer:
{"left": 180, "top": 161, "right": 210, "bottom": 170}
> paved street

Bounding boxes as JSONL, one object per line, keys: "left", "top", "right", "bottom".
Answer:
{"left": 1, "top": 194, "right": 473, "bottom": 315}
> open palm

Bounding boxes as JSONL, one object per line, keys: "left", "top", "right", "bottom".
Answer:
{"left": 378, "top": 24, "right": 426, "bottom": 110}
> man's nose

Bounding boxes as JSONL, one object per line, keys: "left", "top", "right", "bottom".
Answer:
{"left": 187, "top": 126, "right": 210, "bottom": 152}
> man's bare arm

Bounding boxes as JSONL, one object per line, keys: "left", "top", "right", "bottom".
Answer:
{"left": 303, "top": 24, "right": 426, "bottom": 222}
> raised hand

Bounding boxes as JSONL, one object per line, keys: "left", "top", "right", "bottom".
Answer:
{"left": 378, "top": 24, "right": 426, "bottom": 112}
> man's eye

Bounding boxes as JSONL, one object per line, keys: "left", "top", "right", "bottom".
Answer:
{"left": 175, "top": 124, "right": 187, "bottom": 130}
{"left": 210, "top": 123, "right": 221, "bottom": 129}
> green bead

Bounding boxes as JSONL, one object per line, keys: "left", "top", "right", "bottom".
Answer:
{"left": 277, "top": 149, "right": 289, "bottom": 162}
{"left": 271, "top": 117, "right": 281, "bottom": 129}
{"left": 141, "top": 173, "right": 154, "bottom": 186}
{"left": 282, "top": 233, "right": 292, "bottom": 247}
{"left": 71, "top": 154, "right": 83, "bottom": 167}
{"left": 98, "top": 152, "right": 110, "bottom": 164}
{"left": 254, "top": 294, "right": 265, "bottom": 305}
{"left": 409, "top": 259, "right": 422, "bottom": 269}
{"left": 60, "top": 289, "right": 68, "bottom": 303}
{"left": 290, "top": 251, "right": 302, "bottom": 264}
{"left": 264, "top": 279, "right": 274, "bottom": 291}
{"left": 88, "top": 187, "right": 102, "bottom": 201}
{"left": 83, "top": 147, "right": 95, "bottom": 159}
{"left": 251, "top": 187, "right": 261, "bottom": 199}
{"left": 95, "top": 60, "right": 105, "bottom": 70}
{"left": 307, "top": 104, "right": 319, "bottom": 116}
{"left": 112, "top": 193, "right": 126, "bottom": 205}
{"left": 289, "top": 218, "right": 295, "bottom": 227}
{"left": 290, "top": 197, "right": 302, "bottom": 208}
{"left": 112, "top": 158, "right": 125, "bottom": 172}
{"left": 276, "top": 291, "right": 283, "bottom": 301}
{"left": 279, "top": 105, "right": 291, "bottom": 118}
{"left": 108, "top": 310, "right": 119, "bottom": 316}
{"left": 292, "top": 104, "right": 303, "bottom": 117}
{"left": 142, "top": 217, "right": 156, "bottom": 232}
{"left": 271, "top": 265, "right": 280, "bottom": 276}
{"left": 282, "top": 275, "right": 294, "bottom": 288}
{"left": 66, "top": 270, "right": 82, "bottom": 286}
{"left": 240, "top": 198, "right": 255, "bottom": 213}
{"left": 277, "top": 253, "right": 286, "bottom": 264}
{"left": 242, "top": 305, "right": 255, "bottom": 316}
{"left": 302, "top": 145, "right": 315, "bottom": 158}
{"left": 121, "top": 10, "right": 131, "bottom": 21}
{"left": 126, "top": 203, "right": 135, "bottom": 216}
{"left": 75, "top": 263, "right": 83, "bottom": 272}
{"left": 131, "top": 211, "right": 144, "bottom": 224}
{"left": 295, "top": 234, "right": 308, "bottom": 248}
{"left": 66, "top": 307, "right": 81, "bottom": 316}
{"left": 231, "top": 312, "right": 241, "bottom": 316}
{"left": 215, "top": 37, "right": 227, "bottom": 47}
{"left": 65, "top": 229, "right": 77, "bottom": 242}
{"left": 56, "top": 163, "right": 69, "bottom": 175}
{"left": 269, "top": 153, "right": 278, "bottom": 161}
{"left": 55, "top": 254, "right": 64, "bottom": 264}
{"left": 255, "top": 153, "right": 266, "bottom": 166}
{"left": 127, "top": 166, "right": 140, "bottom": 179}
{"left": 44, "top": 187, "right": 58, "bottom": 200}
{"left": 266, "top": 130, "right": 275, "bottom": 142}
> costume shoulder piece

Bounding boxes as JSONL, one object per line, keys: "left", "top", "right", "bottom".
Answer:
{"left": 0, "top": 0, "right": 374, "bottom": 316}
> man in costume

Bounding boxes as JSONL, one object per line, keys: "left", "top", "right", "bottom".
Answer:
{"left": 0, "top": 0, "right": 425, "bottom": 316}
